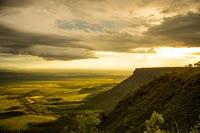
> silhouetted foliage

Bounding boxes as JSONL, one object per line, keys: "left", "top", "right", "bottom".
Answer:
{"left": 144, "top": 111, "right": 165, "bottom": 133}
{"left": 194, "top": 61, "right": 200, "bottom": 67}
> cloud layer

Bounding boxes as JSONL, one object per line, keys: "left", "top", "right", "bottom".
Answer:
{"left": 0, "top": 24, "right": 96, "bottom": 60}
{"left": 147, "top": 12, "right": 200, "bottom": 47}
{"left": 0, "top": 0, "right": 199, "bottom": 61}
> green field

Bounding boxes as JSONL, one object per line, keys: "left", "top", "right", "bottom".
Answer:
{"left": 0, "top": 70, "right": 130, "bottom": 132}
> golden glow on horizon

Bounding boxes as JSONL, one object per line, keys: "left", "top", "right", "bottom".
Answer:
{"left": 156, "top": 47, "right": 200, "bottom": 58}
{"left": 1, "top": 47, "right": 200, "bottom": 70}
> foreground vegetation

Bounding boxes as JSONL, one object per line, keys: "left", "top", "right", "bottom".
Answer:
{"left": 144, "top": 112, "right": 200, "bottom": 133}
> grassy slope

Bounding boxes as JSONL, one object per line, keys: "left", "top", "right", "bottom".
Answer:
{"left": 87, "top": 67, "right": 187, "bottom": 112}
{"left": 100, "top": 68, "right": 200, "bottom": 132}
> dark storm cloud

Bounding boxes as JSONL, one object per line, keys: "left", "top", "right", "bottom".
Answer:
{"left": 0, "top": 24, "right": 96, "bottom": 60}
{"left": 146, "top": 12, "right": 200, "bottom": 47}
{"left": 87, "top": 12, "right": 200, "bottom": 52}
{"left": 0, "top": 0, "right": 33, "bottom": 8}
{"left": 0, "top": 24, "right": 79, "bottom": 48}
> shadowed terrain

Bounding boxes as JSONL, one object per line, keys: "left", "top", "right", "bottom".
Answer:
{"left": 87, "top": 67, "right": 190, "bottom": 112}
{"left": 100, "top": 68, "right": 200, "bottom": 132}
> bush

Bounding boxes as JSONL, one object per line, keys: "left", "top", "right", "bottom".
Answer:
{"left": 144, "top": 111, "right": 165, "bottom": 133}
{"left": 78, "top": 112, "right": 100, "bottom": 133}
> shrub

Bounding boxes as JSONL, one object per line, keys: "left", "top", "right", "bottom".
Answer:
{"left": 78, "top": 113, "right": 100, "bottom": 133}
{"left": 144, "top": 111, "right": 165, "bottom": 133}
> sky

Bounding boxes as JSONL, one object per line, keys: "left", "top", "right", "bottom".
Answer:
{"left": 0, "top": 0, "right": 200, "bottom": 70}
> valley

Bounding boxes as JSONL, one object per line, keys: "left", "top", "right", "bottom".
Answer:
{"left": 0, "top": 70, "right": 129, "bottom": 132}
{"left": 0, "top": 68, "right": 199, "bottom": 133}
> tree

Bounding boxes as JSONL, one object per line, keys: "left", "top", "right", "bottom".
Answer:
{"left": 185, "top": 64, "right": 193, "bottom": 67}
{"left": 188, "top": 64, "right": 193, "bottom": 67}
{"left": 194, "top": 61, "right": 200, "bottom": 67}
{"left": 144, "top": 111, "right": 165, "bottom": 133}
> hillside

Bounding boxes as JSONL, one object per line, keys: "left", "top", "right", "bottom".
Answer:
{"left": 87, "top": 67, "right": 189, "bottom": 112}
{"left": 100, "top": 68, "right": 200, "bottom": 132}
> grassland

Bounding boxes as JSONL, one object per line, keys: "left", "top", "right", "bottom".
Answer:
{"left": 0, "top": 70, "right": 130, "bottom": 132}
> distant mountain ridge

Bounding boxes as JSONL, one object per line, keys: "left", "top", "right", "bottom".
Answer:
{"left": 88, "top": 67, "right": 190, "bottom": 112}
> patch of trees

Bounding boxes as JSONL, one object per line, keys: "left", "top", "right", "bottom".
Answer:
{"left": 144, "top": 112, "right": 200, "bottom": 133}
{"left": 185, "top": 61, "right": 200, "bottom": 67}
